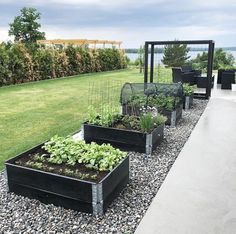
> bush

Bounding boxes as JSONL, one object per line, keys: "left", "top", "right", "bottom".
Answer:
{"left": 0, "top": 43, "right": 127, "bottom": 86}
{"left": 8, "top": 43, "right": 33, "bottom": 84}
{"left": 34, "top": 47, "right": 55, "bottom": 80}
{"left": 191, "top": 48, "right": 235, "bottom": 71}
{"left": 0, "top": 43, "right": 11, "bottom": 86}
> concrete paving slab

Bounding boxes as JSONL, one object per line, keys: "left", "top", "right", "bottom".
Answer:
{"left": 135, "top": 90, "right": 236, "bottom": 234}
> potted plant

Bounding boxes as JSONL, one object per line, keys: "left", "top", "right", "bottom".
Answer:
{"left": 122, "top": 94, "right": 182, "bottom": 126}
{"left": 83, "top": 106, "right": 167, "bottom": 154}
{"left": 183, "top": 84, "right": 196, "bottom": 109}
{"left": 5, "top": 136, "right": 129, "bottom": 215}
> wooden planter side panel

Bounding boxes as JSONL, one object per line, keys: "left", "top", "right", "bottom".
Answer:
{"left": 84, "top": 124, "right": 146, "bottom": 152}
{"left": 6, "top": 165, "right": 93, "bottom": 202}
{"left": 5, "top": 146, "right": 130, "bottom": 215}
{"left": 152, "top": 124, "right": 164, "bottom": 149}
{"left": 102, "top": 156, "right": 130, "bottom": 211}
{"left": 7, "top": 181, "right": 93, "bottom": 213}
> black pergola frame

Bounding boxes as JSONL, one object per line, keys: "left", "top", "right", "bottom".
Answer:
{"left": 144, "top": 40, "right": 215, "bottom": 99}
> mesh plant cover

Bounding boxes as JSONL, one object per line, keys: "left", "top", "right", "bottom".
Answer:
{"left": 120, "top": 83, "right": 183, "bottom": 105}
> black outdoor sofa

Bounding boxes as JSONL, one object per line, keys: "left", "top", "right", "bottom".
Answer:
{"left": 172, "top": 65, "right": 215, "bottom": 88}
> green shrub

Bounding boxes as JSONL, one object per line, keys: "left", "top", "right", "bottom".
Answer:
{"left": 0, "top": 43, "right": 11, "bottom": 86}
{"left": 8, "top": 43, "right": 33, "bottom": 84}
{"left": 0, "top": 43, "right": 127, "bottom": 86}
{"left": 191, "top": 48, "right": 235, "bottom": 71}
{"left": 54, "top": 50, "right": 69, "bottom": 77}
{"left": 34, "top": 47, "right": 55, "bottom": 80}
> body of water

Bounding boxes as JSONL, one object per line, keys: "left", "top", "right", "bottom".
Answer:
{"left": 126, "top": 50, "right": 236, "bottom": 63}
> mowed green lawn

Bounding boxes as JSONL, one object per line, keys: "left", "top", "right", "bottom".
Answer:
{"left": 0, "top": 69, "right": 142, "bottom": 170}
{"left": 0, "top": 67, "right": 172, "bottom": 170}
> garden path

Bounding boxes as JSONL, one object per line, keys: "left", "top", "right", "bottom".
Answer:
{"left": 135, "top": 84, "right": 236, "bottom": 234}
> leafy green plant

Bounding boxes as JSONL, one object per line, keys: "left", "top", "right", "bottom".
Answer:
{"left": 122, "top": 115, "right": 140, "bottom": 131}
{"left": 128, "top": 95, "right": 147, "bottom": 107}
{"left": 42, "top": 135, "right": 127, "bottom": 171}
{"left": 86, "top": 105, "right": 120, "bottom": 127}
{"left": 148, "top": 94, "right": 176, "bottom": 110}
{"left": 183, "top": 84, "right": 196, "bottom": 96}
{"left": 127, "top": 93, "right": 177, "bottom": 111}
{"left": 153, "top": 114, "right": 167, "bottom": 126}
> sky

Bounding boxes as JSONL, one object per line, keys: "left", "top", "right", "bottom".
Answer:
{"left": 0, "top": 0, "right": 236, "bottom": 48}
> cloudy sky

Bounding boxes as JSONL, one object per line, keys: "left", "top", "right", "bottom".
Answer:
{"left": 0, "top": 0, "right": 236, "bottom": 48}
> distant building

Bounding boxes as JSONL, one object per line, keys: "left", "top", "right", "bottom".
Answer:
{"left": 37, "top": 39, "right": 122, "bottom": 49}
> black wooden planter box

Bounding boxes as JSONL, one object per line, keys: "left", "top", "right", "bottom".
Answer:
{"left": 5, "top": 144, "right": 129, "bottom": 215}
{"left": 122, "top": 105, "right": 182, "bottom": 127}
{"left": 183, "top": 95, "right": 193, "bottom": 110}
{"left": 83, "top": 123, "right": 164, "bottom": 154}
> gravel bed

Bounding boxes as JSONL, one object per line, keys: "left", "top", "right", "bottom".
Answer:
{"left": 0, "top": 99, "right": 208, "bottom": 234}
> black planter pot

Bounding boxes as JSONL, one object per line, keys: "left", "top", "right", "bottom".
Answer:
{"left": 197, "top": 76, "right": 214, "bottom": 88}
{"left": 122, "top": 105, "right": 183, "bottom": 127}
{"left": 159, "top": 104, "right": 183, "bottom": 126}
{"left": 183, "top": 95, "right": 193, "bottom": 110}
{"left": 5, "top": 144, "right": 129, "bottom": 215}
{"left": 83, "top": 123, "right": 164, "bottom": 154}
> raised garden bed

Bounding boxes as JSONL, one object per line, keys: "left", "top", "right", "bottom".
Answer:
{"left": 5, "top": 138, "right": 129, "bottom": 215}
{"left": 83, "top": 123, "right": 164, "bottom": 154}
{"left": 84, "top": 109, "right": 167, "bottom": 154}
{"left": 120, "top": 83, "right": 184, "bottom": 127}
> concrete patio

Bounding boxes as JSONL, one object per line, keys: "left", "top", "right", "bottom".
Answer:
{"left": 135, "top": 84, "right": 236, "bottom": 234}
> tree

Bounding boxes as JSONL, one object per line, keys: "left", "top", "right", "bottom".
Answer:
{"left": 162, "top": 43, "right": 190, "bottom": 67}
{"left": 9, "top": 7, "right": 45, "bottom": 43}
{"left": 138, "top": 45, "right": 144, "bottom": 73}
{"left": 191, "top": 48, "right": 235, "bottom": 70}
{"left": 213, "top": 48, "right": 235, "bottom": 69}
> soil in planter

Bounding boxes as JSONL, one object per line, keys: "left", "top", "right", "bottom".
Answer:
{"left": 14, "top": 147, "right": 109, "bottom": 183}
{"left": 112, "top": 117, "right": 140, "bottom": 132}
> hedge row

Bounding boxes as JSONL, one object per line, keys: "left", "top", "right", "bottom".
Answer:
{"left": 0, "top": 43, "right": 127, "bottom": 86}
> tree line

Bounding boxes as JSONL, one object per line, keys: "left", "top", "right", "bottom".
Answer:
{"left": 0, "top": 7, "right": 127, "bottom": 86}
{"left": 0, "top": 43, "right": 127, "bottom": 86}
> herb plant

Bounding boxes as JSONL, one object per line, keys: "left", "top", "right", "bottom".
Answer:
{"left": 140, "top": 113, "right": 154, "bottom": 133}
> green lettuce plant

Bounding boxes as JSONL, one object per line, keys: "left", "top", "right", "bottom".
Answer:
{"left": 42, "top": 135, "right": 127, "bottom": 171}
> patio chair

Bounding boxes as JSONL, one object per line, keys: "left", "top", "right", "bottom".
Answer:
{"left": 221, "top": 72, "right": 235, "bottom": 89}
{"left": 181, "top": 64, "right": 202, "bottom": 77}
{"left": 172, "top": 67, "right": 196, "bottom": 85}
